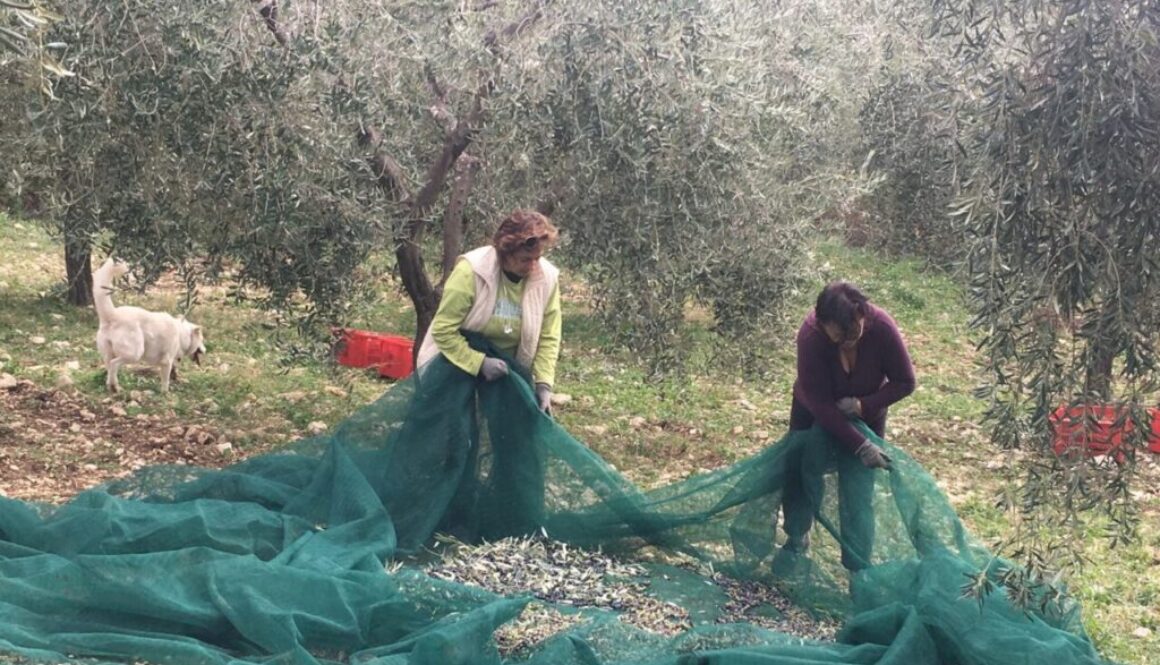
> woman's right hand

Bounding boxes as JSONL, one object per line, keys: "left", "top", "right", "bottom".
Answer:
{"left": 478, "top": 357, "right": 509, "bottom": 381}
{"left": 855, "top": 439, "right": 893, "bottom": 470}
{"left": 836, "top": 397, "right": 862, "bottom": 418}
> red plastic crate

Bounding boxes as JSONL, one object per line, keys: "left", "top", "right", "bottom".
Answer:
{"left": 375, "top": 339, "right": 415, "bottom": 380}
{"left": 1049, "top": 404, "right": 1160, "bottom": 458}
{"left": 334, "top": 329, "right": 414, "bottom": 379}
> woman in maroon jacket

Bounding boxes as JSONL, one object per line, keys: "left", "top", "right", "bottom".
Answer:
{"left": 780, "top": 281, "right": 916, "bottom": 571}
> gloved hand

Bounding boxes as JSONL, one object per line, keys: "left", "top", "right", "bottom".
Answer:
{"left": 535, "top": 382, "right": 553, "bottom": 414}
{"left": 836, "top": 397, "right": 862, "bottom": 418}
{"left": 478, "top": 357, "right": 509, "bottom": 381}
{"left": 855, "top": 439, "right": 893, "bottom": 470}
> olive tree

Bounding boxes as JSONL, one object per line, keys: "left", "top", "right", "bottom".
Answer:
{"left": 2, "top": 0, "right": 389, "bottom": 320}
{"left": 930, "top": 0, "right": 1160, "bottom": 594}
{"left": 0, "top": 0, "right": 64, "bottom": 78}
{"left": 462, "top": 0, "right": 915, "bottom": 371}
{"left": 4, "top": 0, "right": 558, "bottom": 339}
{"left": 479, "top": 0, "right": 805, "bottom": 368}
{"left": 857, "top": 70, "right": 963, "bottom": 266}
{"left": 0, "top": 0, "right": 67, "bottom": 211}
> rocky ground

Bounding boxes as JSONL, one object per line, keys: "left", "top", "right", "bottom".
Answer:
{"left": 0, "top": 373, "right": 235, "bottom": 502}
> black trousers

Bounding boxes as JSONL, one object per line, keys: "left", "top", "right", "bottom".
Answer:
{"left": 780, "top": 433, "right": 877, "bottom": 571}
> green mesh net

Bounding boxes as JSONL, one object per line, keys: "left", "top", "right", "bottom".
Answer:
{"left": 0, "top": 341, "right": 1111, "bottom": 665}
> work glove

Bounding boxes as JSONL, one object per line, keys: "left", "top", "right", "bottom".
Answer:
{"left": 478, "top": 357, "right": 509, "bottom": 382}
{"left": 836, "top": 397, "right": 862, "bottom": 418}
{"left": 855, "top": 439, "right": 893, "bottom": 470}
{"left": 535, "top": 382, "right": 553, "bottom": 414}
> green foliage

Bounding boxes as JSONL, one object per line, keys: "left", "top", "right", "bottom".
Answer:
{"left": 478, "top": 0, "right": 837, "bottom": 371}
{"left": 0, "top": 0, "right": 70, "bottom": 89}
{"left": 1, "top": 1, "right": 390, "bottom": 326}
{"left": 0, "top": 0, "right": 68, "bottom": 211}
{"left": 928, "top": 0, "right": 1160, "bottom": 607}
{"left": 858, "top": 71, "right": 962, "bottom": 265}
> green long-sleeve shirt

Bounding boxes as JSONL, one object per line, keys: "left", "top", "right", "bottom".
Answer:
{"left": 429, "top": 258, "right": 562, "bottom": 387}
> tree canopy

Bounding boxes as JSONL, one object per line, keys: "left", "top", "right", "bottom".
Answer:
{"left": 2, "top": 0, "right": 888, "bottom": 368}
{"left": 937, "top": 0, "right": 1160, "bottom": 554}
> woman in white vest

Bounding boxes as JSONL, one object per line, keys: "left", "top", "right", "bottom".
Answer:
{"left": 415, "top": 209, "right": 562, "bottom": 412}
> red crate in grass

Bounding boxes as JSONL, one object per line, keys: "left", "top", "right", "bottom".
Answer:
{"left": 334, "top": 329, "right": 414, "bottom": 379}
{"left": 375, "top": 337, "right": 415, "bottom": 380}
{"left": 1049, "top": 404, "right": 1160, "bottom": 458}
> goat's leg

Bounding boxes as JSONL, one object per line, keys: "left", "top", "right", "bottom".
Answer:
{"left": 106, "top": 358, "right": 125, "bottom": 393}
{"left": 159, "top": 360, "right": 174, "bottom": 393}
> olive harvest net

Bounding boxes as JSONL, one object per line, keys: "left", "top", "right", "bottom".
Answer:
{"left": 0, "top": 342, "right": 1112, "bottom": 665}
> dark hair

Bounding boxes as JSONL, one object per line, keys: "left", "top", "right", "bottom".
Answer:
{"left": 815, "top": 281, "right": 869, "bottom": 331}
{"left": 493, "top": 209, "right": 559, "bottom": 257}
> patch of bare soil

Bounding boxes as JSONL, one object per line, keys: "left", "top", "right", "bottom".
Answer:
{"left": 0, "top": 378, "right": 236, "bottom": 503}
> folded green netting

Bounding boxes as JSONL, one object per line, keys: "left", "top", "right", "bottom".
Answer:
{"left": 0, "top": 342, "right": 1112, "bottom": 665}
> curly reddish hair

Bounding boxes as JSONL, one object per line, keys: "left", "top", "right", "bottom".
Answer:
{"left": 492, "top": 209, "right": 559, "bottom": 257}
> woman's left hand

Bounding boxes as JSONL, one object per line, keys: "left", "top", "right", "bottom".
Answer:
{"left": 535, "top": 383, "right": 553, "bottom": 414}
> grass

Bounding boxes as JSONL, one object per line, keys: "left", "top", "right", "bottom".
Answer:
{"left": 1, "top": 214, "right": 1158, "bottom": 664}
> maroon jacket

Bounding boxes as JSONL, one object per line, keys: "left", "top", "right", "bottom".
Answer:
{"left": 789, "top": 303, "right": 916, "bottom": 453}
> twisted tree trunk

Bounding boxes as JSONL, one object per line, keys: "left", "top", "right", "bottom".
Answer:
{"left": 64, "top": 228, "right": 93, "bottom": 307}
{"left": 362, "top": 3, "right": 551, "bottom": 357}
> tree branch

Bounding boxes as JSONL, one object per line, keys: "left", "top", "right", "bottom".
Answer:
{"left": 535, "top": 176, "right": 570, "bottom": 217}
{"left": 483, "top": 0, "right": 549, "bottom": 55}
{"left": 424, "top": 63, "right": 455, "bottom": 131}
{"left": 407, "top": 81, "right": 486, "bottom": 223}
{"left": 251, "top": 0, "right": 289, "bottom": 47}
{"left": 359, "top": 127, "right": 411, "bottom": 203}
{"left": 441, "top": 154, "right": 481, "bottom": 280}
{"left": 407, "top": 0, "right": 552, "bottom": 224}
{"left": 424, "top": 61, "right": 448, "bottom": 101}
